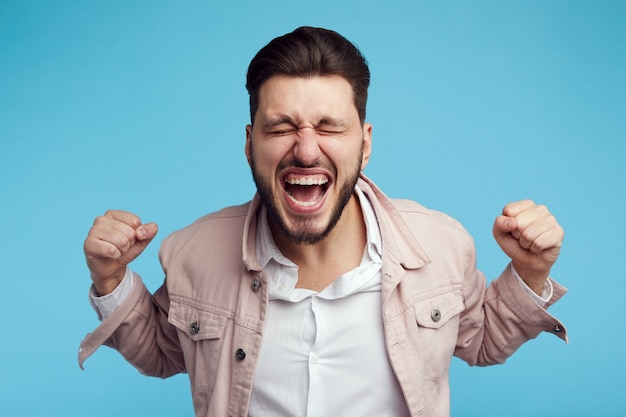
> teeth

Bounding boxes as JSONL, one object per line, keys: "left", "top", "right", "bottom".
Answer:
{"left": 285, "top": 177, "right": 329, "bottom": 186}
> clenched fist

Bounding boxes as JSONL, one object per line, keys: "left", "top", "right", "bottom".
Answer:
{"left": 84, "top": 210, "right": 158, "bottom": 296}
{"left": 493, "top": 200, "right": 564, "bottom": 295}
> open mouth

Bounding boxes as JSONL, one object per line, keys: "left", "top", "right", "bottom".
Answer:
{"left": 283, "top": 174, "right": 329, "bottom": 207}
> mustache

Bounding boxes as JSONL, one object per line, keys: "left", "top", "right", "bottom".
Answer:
{"left": 277, "top": 158, "right": 336, "bottom": 174}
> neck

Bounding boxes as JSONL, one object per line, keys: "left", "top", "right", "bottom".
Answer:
{"left": 271, "top": 194, "right": 367, "bottom": 291}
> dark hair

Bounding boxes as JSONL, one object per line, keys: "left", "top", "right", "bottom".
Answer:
{"left": 246, "top": 26, "right": 370, "bottom": 124}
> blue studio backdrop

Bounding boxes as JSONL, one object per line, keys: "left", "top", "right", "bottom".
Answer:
{"left": 1, "top": 1, "right": 624, "bottom": 416}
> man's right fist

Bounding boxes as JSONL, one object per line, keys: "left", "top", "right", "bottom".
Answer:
{"left": 84, "top": 210, "right": 158, "bottom": 296}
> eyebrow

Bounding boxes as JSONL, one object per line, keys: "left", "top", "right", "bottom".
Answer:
{"left": 316, "top": 117, "right": 349, "bottom": 128}
{"left": 263, "top": 116, "right": 297, "bottom": 130}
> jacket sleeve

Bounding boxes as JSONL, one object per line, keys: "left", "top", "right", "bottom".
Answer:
{"left": 78, "top": 273, "right": 186, "bottom": 378}
{"left": 454, "top": 248, "right": 568, "bottom": 366}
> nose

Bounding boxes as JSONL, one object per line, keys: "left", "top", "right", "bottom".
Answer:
{"left": 293, "top": 128, "right": 322, "bottom": 165}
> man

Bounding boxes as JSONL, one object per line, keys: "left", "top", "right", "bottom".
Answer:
{"left": 79, "top": 27, "right": 567, "bottom": 417}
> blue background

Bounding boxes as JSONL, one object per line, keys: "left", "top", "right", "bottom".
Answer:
{"left": 1, "top": 1, "right": 624, "bottom": 416}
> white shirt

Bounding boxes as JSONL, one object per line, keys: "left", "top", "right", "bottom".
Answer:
{"left": 247, "top": 187, "right": 409, "bottom": 417}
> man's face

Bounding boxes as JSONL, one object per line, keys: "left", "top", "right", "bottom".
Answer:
{"left": 245, "top": 75, "right": 372, "bottom": 245}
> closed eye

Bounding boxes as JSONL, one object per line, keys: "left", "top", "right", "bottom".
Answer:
{"left": 316, "top": 117, "right": 350, "bottom": 136}
{"left": 263, "top": 117, "right": 298, "bottom": 136}
{"left": 266, "top": 128, "right": 297, "bottom": 136}
{"left": 317, "top": 129, "right": 342, "bottom": 136}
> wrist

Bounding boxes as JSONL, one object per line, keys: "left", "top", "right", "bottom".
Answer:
{"left": 512, "top": 262, "right": 549, "bottom": 296}
{"left": 92, "top": 270, "right": 125, "bottom": 296}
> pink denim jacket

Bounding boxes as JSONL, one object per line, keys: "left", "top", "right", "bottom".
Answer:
{"left": 79, "top": 175, "right": 567, "bottom": 417}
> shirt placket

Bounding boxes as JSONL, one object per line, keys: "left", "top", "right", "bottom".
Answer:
{"left": 306, "top": 294, "right": 324, "bottom": 417}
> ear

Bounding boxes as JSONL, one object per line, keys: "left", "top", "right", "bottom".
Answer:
{"left": 360, "top": 122, "right": 373, "bottom": 171}
{"left": 245, "top": 124, "right": 253, "bottom": 167}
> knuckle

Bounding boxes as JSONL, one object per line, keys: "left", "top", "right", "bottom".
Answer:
{"left": 530, "top": 242, "right": 544, "bottom": 253}
{"left": 114, "top": 234, "right": 132, "bottom": 251}
{"left": 92, "top": 215, "right": 107, "bottom": 226}
{"left": 521, "top": 230, "right": 533, "bottom": 242}
{"left": 104, "top": 243, "right": 119, "bottom": 258}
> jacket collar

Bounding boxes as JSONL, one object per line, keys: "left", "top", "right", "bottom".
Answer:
{"left": 242, "top": 193, "right": 264, "bottom": 272}
{"left": 356, "top": 174, "right": 431, "bottom": 271}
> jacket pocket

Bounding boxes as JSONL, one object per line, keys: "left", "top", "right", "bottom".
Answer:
{"left": 414, "top": 287, "right": 464, "bottom": 329}
{"left": 167, "top": 298, "right": 230, "bottom": 413}
{"left": 412, "top": 287, "right": 464, "bottom": 381}
{"left": 168, "top": 299, "right": 228, "bottom": 341}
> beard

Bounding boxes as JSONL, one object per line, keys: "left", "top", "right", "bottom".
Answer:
{"left": 249, "top": 144, "right": 363, "bottom": 246}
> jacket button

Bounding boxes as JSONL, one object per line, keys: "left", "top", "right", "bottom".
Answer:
{"left": 251, "top": 278, "right": 262, "bottom": 292}
{"left": 431, "top": 309, "right": 441, "bottom": 322}
{"left": 190, "top": 321, "right": 200, "bottom": 335}
{"left": 235, "top": 348, "right": 246, "bottom": 361}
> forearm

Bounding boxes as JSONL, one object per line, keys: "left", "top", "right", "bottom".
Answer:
{"left": 510, "top": 263, "right": 553, "bottom": 307}
{"left": 89, "top": 266, "right": 134, "bottom": 321}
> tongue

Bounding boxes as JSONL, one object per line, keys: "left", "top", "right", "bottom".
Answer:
{"left": 286, "top": 184, "right": 324, "bottom": 203}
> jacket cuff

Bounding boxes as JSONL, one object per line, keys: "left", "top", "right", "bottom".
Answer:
{"left": 495, "top": 264, "right": 568, "bottom": 343}
{"left": 78, "top": 272, "right": 149, "bottom": 370}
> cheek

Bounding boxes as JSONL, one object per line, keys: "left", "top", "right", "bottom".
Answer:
{"left": 327, "top": 143, "right": 364, "bottom": 171}
{"left": 258, "top": 149, "right": 280, "bottom": 170}
{"left": 250, "top": 143, "right": 285, "bottom": 175}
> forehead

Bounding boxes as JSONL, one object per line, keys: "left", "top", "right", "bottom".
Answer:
{"left": 255, "top": 75, "right": 357, "bottom": 123}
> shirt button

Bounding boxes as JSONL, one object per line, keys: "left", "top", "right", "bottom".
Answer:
{"left": 313, "top": 295, "right": 321, "bottom": 303}
{"left": 251, "top": 278, "right": 261, "bottom": 292}
{"left": 431, "top": 309, "right": 442, "bottom": 322}
{"left": 235, "top": 348, "right": 246, "bottom": 361}
{"left": 311, "top": 355, "right": 319, "bottom": 365}
{"left": 190, "top": 321, "right": 200, "bottom": 335}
